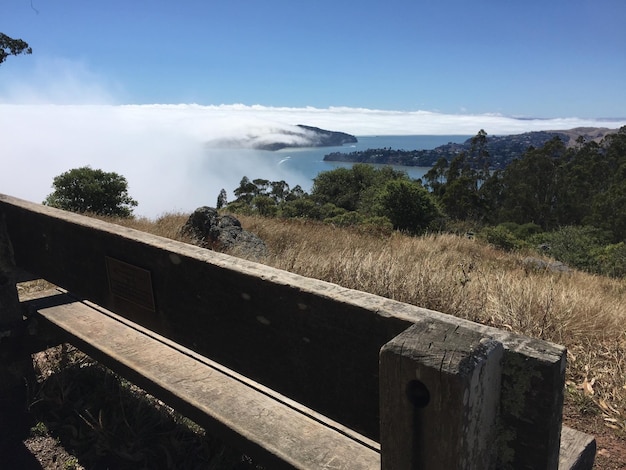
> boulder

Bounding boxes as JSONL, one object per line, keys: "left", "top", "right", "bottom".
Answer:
{"left": 181, "top": 207, "right": 267, "bottom": 259}
{"left": 522, "top": 256, "right": 571, "bottom": 274}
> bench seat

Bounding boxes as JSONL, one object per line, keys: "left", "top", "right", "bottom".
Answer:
{"left": 22, "top": 289, "right": 380, "bottom": 470}
{"left": 21, "top": 288, "right": 596, "bottom": 470}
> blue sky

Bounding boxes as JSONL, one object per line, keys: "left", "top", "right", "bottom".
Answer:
{"left": 2, "top": 0, "right": 625, "bottom": 117}
{"left": 2, "top": 0, "right": 626, "bottom": 216}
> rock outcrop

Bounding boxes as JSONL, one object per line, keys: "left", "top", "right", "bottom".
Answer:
{"left": 181, "top": 207, "right": 267, "bottom": 259}
{"left": 522, "top": 256, "right": 571, "bottom": 274}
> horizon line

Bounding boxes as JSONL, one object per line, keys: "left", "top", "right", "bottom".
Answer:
{"left": 1, "top": 101, "right": 626, "bottom": 122}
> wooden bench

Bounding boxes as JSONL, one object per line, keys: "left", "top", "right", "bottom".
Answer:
{"left": 0, "top": 194, "right": 595, "bottom": 469}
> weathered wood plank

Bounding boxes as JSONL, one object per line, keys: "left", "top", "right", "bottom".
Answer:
{"left": 0, "top": 212, "right": 21, "bottom": 332}
{"left": 1, "top": 194, "right": 409, "bottom": 439}
{"left": 559, "top": 426, "right": 596, "bottom": 470}
{"left": 0, "top": 213, "right": 34, "bottom": 442}
{"left": 380, "top": 320, "right": 503, "bottom": 469}
{"left": 25, "top": 292, "right": 380, "bottom": 470}
{"left": 0, "top": 194, "right": 568, "bottom": 460}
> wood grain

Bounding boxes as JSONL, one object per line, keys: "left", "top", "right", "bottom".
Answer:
{"left": 26, "top": 291, "right": 380, "bottom": 470}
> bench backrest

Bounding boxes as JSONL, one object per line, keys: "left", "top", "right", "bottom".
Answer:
{"left": 1, "top": 194, "right": 566, "bottom": 468}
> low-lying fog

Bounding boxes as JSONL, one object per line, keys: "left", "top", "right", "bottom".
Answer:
{"left": 2, "top": 103, "right": 624, "bottom": 218}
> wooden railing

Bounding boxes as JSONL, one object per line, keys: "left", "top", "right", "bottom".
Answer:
{"left": 0, "top": 194, "right": 595, "bottom": 469}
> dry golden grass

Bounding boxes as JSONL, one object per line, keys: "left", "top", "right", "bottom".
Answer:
{"left": 113, "top": 212, "right": 626, "bottom": 433}
{"left": 94, "top": 212, "right": 192, "bottom": 241}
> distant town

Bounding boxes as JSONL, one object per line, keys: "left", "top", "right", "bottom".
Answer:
{"left": 324, "top": 127, "right": 618, "bottom": 169}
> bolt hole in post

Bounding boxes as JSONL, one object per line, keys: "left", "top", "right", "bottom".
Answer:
{"left": 406, "top": 380, "right": 430, "bottom": 408}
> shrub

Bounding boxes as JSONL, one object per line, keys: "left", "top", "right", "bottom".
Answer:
{"left": 479, "top": 225, "right": 523, "bottom": 252}
{"left": 359, "top": 216, "right": 394, "bottom": 236}
{"left": 530, "top": 226, "right": 611, "bottom": 273}
{"left": 43, "top": 166, "right": 138, "bottom": 217}
{"left": 324, "top": 211, "right": 366, "bottom": 227}
{"left": 224, "top": 200, "right": 254, "bottom": 215}
{"left": 592, "top": 242, "right": 626, "bottom": 278}
{"left": 251, "top": 195, "right": 278, "bottom": 217}
{"left": 376, "top": 179, "right": 442, "bottom": 234}
{"left": 319, "top": 203, "right": 347, "bottom": 220}
{"left": 278, "top": 198, "right": 321, "bottom": 219}
{"left": 497, "top": 222, "right": 543, "bottom": 240}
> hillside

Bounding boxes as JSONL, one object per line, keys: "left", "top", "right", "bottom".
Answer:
{"left": 206, "top": 124, "right": 357, "bottom": 151}
{"left": 14, "top": 212, "right": 626, "bottom": 469}
{"left": 234, "top": 215, "right": 626, "bottom": 469}
{"left": 324, "top": 127, "right": 619, "bottom": 169}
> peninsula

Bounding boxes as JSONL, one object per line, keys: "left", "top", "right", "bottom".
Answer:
{"left": 323, "top": 127, "right": 618, "bottom": 169}
{"left": 206, "top": 124, "right": 357, "bottom": 151}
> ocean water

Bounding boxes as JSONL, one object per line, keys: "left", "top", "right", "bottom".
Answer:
{"left": 265, "top": 134, "right": 471, "bottom": 185}
{"left": 195, "top": 135, "right": 471, "bottom": 215}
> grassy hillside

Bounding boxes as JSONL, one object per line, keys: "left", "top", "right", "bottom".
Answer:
{"left": 23, "top": 211, "right": 625, "bottom": 468}
{"left": 119, "top": 212, "right": 626, "bottom": 424}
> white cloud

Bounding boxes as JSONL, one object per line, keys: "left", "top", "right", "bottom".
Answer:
{"left": 181, "top": 104, "right": 625, "bottom": 136}
{"left": 0, "top": 57, "right": 120, "bottom": 104}
{"left": 2, "top": 58, "right": 624, "bottom": 218}
{"left": 1, "top": 103, "right": 624, "bottom": 218}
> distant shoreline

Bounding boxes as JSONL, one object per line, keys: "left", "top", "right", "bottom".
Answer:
{"left": 324, "top": 127, "right": 620, "bottom": 169}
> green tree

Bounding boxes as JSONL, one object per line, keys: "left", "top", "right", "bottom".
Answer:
{"left": 583, "top": 128, "right": 626, "bottom": 241}
{"left": 479, "top": 225, "right": 524, "bottom": 252}
{"left": 468, "top": 129, "right": 491, "bottom": 186}
{"left": 43, "top": 166, "right": 138, "bottom": 217}
{"left": 311, "top": 166, "right": 365, "bottom": 211}
{"left": 285, "top": 184, "right": 306, "bottom": 201}
{"left": 251, "top": 195, "right": 278, "bottom": 217}
{"left": 435, "top": 150, "right": 490, "bottom": 221}
{"left": 423, "top": 157, "right": 449, "bottom": 196}
{"left": 311, "top": 164, "right": 407, "bottom": 212}
{"left": 530, "top": 226, "right": 611, "bottom": 273}
{"left": 497, "top": 137, "right": 567, "bottom": 229}
{"left": 270, "top": 180, "right": 290, "bottom": 202}
{"left": 424, "top": 131, "right": 496, "bottom": 222}
{"left": 216, "top": 188, "right": 228, "bottom": 209}
{"left": 233, "top": 176, "right": 259, "bottom": 203}
{"left": 278, "top": 197, "right": 321, "bottom": 219}
{"left": 588, "top": 172, "right": 626, "bottom": 243}
{"left": 0, "top": 33, "right": 32, "bottom": 65}
{"left": 252, "top": 178, "right": 270, "bottom": 195}
{"left": 376, "top": 179, "right": 442, "bottom": 234}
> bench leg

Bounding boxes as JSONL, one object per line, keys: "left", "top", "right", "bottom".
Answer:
{"left": 380, "top": 320, "right": 503, "bottom": 470}
{"left": 0, "top": 214, "right": 34, "bottom": 446}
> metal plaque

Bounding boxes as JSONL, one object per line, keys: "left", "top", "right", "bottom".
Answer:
{"left": 105, "top": 256, "right": 155, "bottom": 312}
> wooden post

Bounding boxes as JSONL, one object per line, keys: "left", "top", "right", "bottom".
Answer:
{"left": 0, "top": 213, "right": 33, "bottom": 445}
{"left": 380, "top": 319, "right": 503, "bottom": 470}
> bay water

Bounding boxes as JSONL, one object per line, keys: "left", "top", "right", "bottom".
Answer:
{"left": 194, "top": 135, "right": 471, "bottom": 217}
{"left": 240, "top": 135, "right": 472, "bottom": 189}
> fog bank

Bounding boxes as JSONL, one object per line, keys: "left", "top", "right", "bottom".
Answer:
{"left": 2, "top": 103, "right": 624, "bottom": 218}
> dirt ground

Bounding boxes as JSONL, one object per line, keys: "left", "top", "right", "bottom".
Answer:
{"left": 5, "top": 436, "right": 83, "bottom": 470}
{"left": 0, "top": 403, "right": 623, "bottom": 469}
{"left": 563, "top": 403, "right": 626, "bottom": 470}
{"left": 1, "top": 339, "right": 624, "bottom": 469}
